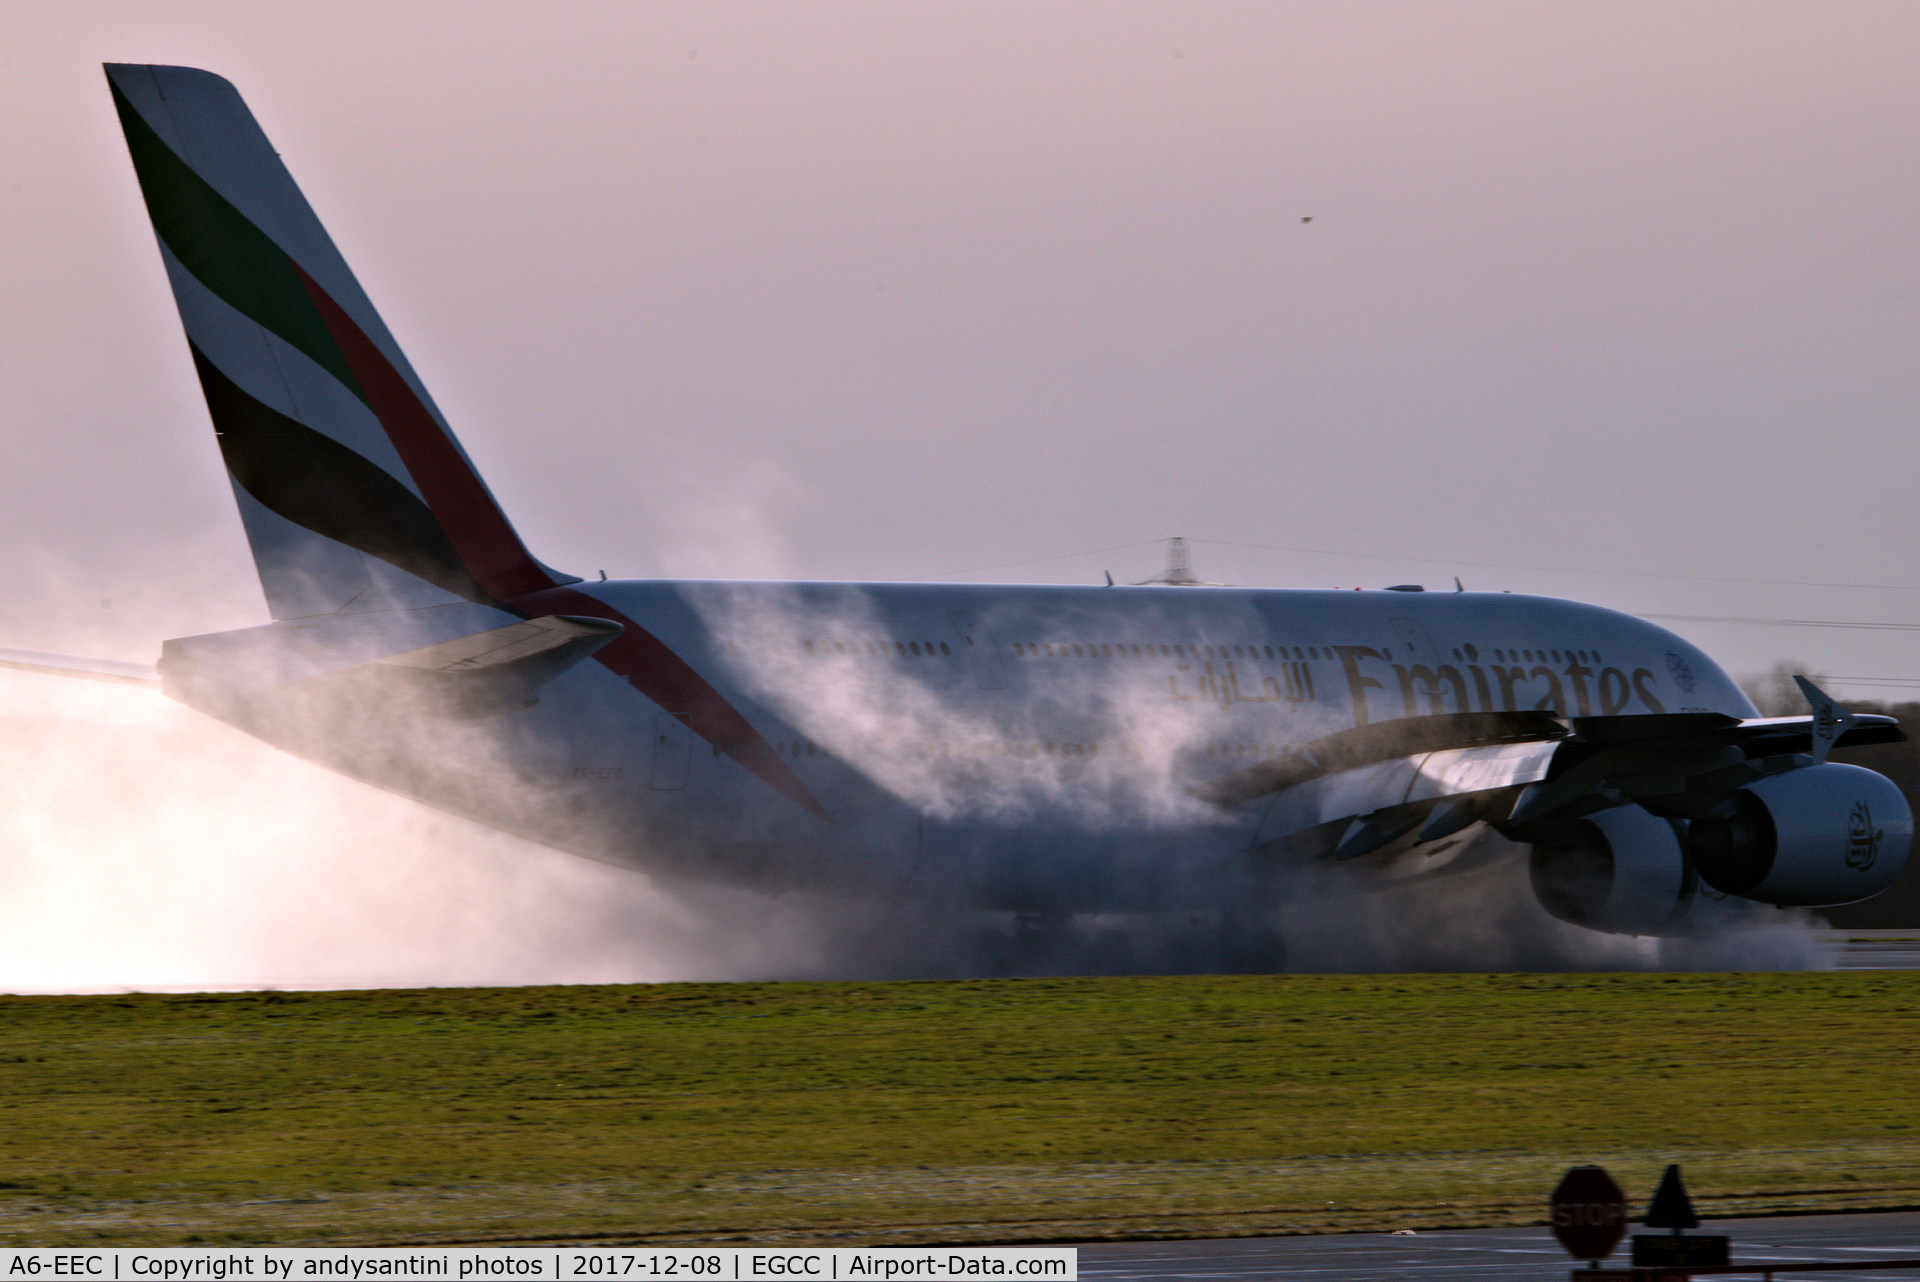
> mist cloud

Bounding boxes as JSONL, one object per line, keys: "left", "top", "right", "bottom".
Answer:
{"left": 0, "top": 571, "right": 1830, "bottom": 992}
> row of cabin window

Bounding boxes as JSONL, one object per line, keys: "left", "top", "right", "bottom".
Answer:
{"left": 752, "top": 740, "right": 1274, "bottom": 762}
{"left": 761, "top": 740, "right": 1144, "bottom": 760}
{"left": 1207, "top": 743, "right": 1288, "bottom": 759}
{"left": 798, "top": 639, "right": 953, "bottom": 657}
{"left": 1012, "top": 641, "right": 1323, "bottom": 662}
{"left": 763, "top": 637, "right": 1608, "bottom": 669}
{"left": 929, "top": 741, "right": 1284, "bottom": 763}
{"left": 927, "top": 741, "right": 1143, "bottom": 758}
{"left": 1011, "top": 640, "right": 1613, "bottom": 668}
{"left": 714, "top": 739, "right": 836, "bottom": 759}
{"left": 1480, "top": 646, "right": 1606, "bottom": 666}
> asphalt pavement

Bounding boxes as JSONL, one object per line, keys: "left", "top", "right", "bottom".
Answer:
{"left": 1824, "top": 930, "right": 1920, "bottom": 970}
{"left": 1077, "top": 1210, "right": 1920, "bottom": 1280}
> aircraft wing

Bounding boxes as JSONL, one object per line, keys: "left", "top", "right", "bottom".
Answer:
{"left": 0, "top": 646, "right": 160, "bottom": 687}
{"left": 1203, "top": 696, "right": 1905, "bottom": 861}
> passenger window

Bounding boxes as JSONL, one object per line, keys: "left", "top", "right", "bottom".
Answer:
{"left": 1101, "top": 643, "right": 1112, "bottom": 658}
{"left": 910, "top": 641, "right": 922, "bottom": 655}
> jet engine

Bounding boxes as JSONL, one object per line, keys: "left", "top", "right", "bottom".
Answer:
{"left": 1686, "top": 762, "right": 1912, "bottom": 906}
{"left": 1528, "top": 803, "right": 1694, "bottom": 935}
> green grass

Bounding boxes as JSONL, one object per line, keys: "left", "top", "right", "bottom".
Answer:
{"left": 2, "top": 973, "right": 1918, "bottom": 1246}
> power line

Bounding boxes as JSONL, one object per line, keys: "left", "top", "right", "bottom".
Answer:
{"left": 900, "top": 539, "right": 1163, "bottom": 582}
{"left": 899, "top": 538, "right": 1920, "bottom": 636}
{"left": 1186, "top": 537, "right": 1920, "bottom": 596}
{"left": 1644, "top": 613, "right": 1920, "bottom": 633}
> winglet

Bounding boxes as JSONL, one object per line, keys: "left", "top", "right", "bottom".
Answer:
{"left": 1794, "top": 675, "right": 1857, "bottom": 764}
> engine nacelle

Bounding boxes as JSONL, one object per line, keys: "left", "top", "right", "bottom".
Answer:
{"left": 1529, "top": 804, "right": 1693, "bottom": 935}
{"left": 1687, "top": 762, "right": 1912, "bottom": 906}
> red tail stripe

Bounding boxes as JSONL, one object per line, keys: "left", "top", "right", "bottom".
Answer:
{"left": 291, "top": 265, "right": 824, "bottom": 819}
{"left": 517, "top": 587, "right": 831, "bottom": 822}
{"left": 295, "top": 264, "right": 555, "bottom": 601}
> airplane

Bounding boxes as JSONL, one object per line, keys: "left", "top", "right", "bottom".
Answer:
{"left": 2, "top": 63, "right": 1910, "bottom": 963}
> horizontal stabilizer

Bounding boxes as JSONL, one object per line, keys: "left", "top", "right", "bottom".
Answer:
{"left": 0, "top": 646, "right": 159, "bottom": 687}
{"left": 376, "top": 614, "right": 622, "bottom": 675}
{"left": 299, "top": 614, "right": 622, "bottom": 719}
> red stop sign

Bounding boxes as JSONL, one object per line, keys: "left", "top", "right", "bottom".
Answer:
{"left": 1551, "top": 1165, "right": 1627, "bottom": 1261}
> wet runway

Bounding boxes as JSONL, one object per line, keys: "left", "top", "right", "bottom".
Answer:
{"left": 1078, "top": 1210, "right": 1920, "bottom": 1280}
{"left": 1824, "top": 930, "right": 1920, "bottom": 970}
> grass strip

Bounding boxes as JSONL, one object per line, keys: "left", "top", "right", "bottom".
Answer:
{"left": 1, "top": 973, "right": 1917, "bottom": 1245}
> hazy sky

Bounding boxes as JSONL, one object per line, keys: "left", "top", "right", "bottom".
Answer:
{"left": 6, "top": 2, "right": 1920, "bottom": 696}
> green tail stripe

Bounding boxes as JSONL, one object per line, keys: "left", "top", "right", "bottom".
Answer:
{"left": 108, "top": 78, "right": 362, "bottom": 399}
{"left": 190, "top": 342, "right": 491, "bottom": 605}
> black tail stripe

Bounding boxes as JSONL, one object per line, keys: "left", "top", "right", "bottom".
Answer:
{"left": 189, "top": 343, "right": 493, "bottom": 605}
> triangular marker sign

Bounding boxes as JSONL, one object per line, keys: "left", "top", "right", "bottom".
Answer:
{"left": 1644, "top": 1163, "right": 1700, "bottom": 1230}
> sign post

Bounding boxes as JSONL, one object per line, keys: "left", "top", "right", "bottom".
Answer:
{"left": 1632, "top": 1163, "right": 1730, "bottom": 1269}
{"left": 1551, "top": 1165, "right": 1628, "bottom": 1267}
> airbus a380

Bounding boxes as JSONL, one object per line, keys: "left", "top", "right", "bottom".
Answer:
{"left": 4, "top": 64, "right": 1910, "bottom": 957}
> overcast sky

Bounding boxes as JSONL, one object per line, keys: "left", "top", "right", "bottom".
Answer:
{"left": 6, "top": 2, "right": 1920, "bottom": 697}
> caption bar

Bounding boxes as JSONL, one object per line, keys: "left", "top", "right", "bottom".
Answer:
{"left": 0, "top": 1250, "right": 1075, "bottom": 1281}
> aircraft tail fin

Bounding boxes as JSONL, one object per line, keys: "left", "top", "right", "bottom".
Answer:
{"left": 105, "top": 64, "right": 572, "bottom": 619}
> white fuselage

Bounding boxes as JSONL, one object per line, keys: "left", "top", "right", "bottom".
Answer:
{"left": 165, "top": 579, "right": 1752, "bottom": 913}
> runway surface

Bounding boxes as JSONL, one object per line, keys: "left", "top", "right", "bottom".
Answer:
{"left": 1824, "top": 930, "right": 1920, "bottom": 970}
{"left": 1078, "top": 1210, "right": 1920, "bottom": 1280}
